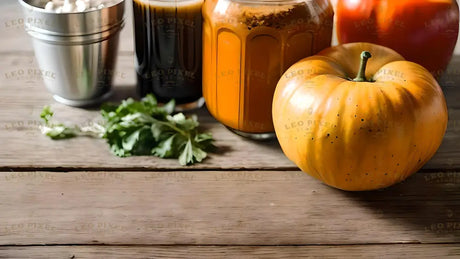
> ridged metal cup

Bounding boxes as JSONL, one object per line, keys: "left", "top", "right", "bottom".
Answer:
{"left": 18, "top": 0, "right": 125, "bottom": 107}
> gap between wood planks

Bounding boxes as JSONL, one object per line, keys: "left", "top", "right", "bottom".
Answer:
{"left": 0, "top": 167, "right": 457, "bottom": 173}
{"left": 0, "top": 242, "right": 460, "bottom": 247}
{"left": 0, "top": 51, "right": 135, "bottom": 56}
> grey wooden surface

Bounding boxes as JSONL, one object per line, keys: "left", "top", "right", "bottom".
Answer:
{"left": 1, "top": 0, "right": 460, "bottom": 258}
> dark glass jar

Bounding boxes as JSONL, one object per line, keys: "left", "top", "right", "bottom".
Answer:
{"left": 133, "top": 0, "right": 204, "bottom": 110}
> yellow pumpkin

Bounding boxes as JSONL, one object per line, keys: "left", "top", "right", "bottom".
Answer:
{"left": 272, "top": 42, "right": 448, "bottom": 191}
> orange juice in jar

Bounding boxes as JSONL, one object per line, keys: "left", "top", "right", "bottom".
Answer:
{"left": 203, "top": 0, "right": 333, "bottom": 139}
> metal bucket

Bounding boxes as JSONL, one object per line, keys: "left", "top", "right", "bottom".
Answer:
{"left": 18, "top": 0, "right": 125, "bottom": 107}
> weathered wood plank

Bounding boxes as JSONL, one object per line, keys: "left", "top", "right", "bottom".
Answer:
{"left": 0, "top": 0, "right": 135, "bottom": 53}
{"left": 0, "top": 170, "right": 458, "bottom": 245}
{"left": 3, "top": 0, "right": 460, "bottom": 56}
{"left": 0, "top": 244, "right": 460, "bottom": 259}
{"left": 441, "top": 56, "right": 460, "bottom": 109}
{"left": 0, "top": 122, "right": 295, "bottom": 170}
{"left": 0, "top": 54, "right": 460, "bottom": 170}
{"left": 0, "top": 53, "right": 296, "bottom": 170}
{"left": 2, "top": 53, "right": 459, "bottom": 109}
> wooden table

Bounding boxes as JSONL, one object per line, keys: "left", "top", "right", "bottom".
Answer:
{"left": 1, "top": 1, "right": 460, "bottom": 258}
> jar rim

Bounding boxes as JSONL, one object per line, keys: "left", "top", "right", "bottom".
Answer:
{"left": 133, "top": 0, "right": 202, "bottom": 3}
{"left": 232, "top": 0, "right": 308, "bottom": 3}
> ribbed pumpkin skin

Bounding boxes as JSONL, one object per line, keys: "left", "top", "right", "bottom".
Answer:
{"left": 272, "top": 43, "right": 448, "bottom": 191}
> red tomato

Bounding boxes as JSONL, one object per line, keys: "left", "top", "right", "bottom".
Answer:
{"left": 336, "top": 0, "right": 459, "bottom": 77}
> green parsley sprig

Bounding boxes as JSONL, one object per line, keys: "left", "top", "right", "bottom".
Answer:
{"left": 40, "top": 95, "right": 216, "bottom": 165}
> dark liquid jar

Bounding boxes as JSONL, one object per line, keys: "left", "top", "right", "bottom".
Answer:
{"left": 132, "top": 0, "right": 204, "bottom": 110}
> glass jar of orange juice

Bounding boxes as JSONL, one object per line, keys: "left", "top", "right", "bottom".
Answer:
{"left": 203, "top": 0, "right": 333, "bottom": 139}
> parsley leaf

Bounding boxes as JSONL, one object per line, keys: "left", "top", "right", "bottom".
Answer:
{"left": 39, "top": 105, "right": 78, "bottom": 139}
{"left": 39, "top": 95, "right": 216, "bottom": 165}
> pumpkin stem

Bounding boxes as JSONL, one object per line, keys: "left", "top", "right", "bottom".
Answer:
{"left": 353, "top": 51, "right": 372, "bottom": 82}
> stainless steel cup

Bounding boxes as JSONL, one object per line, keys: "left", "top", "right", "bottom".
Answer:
{"left": 18, "top": 0, "right": 125, "bottom": 107}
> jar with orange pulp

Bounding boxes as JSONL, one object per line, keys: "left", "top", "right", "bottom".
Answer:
{"left": 203, "top": 0, "right": 334, "bottom": 139}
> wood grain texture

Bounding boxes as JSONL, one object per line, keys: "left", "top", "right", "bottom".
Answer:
{"left": 0, "top": 244, "right": 460, "bottom": 259}
{"left": 0, "top": 54, "right": 297, "bottom": 170}
{"left": 0, "top": 54, "right": 460, "bottom": 170}
{"left": 1, "top": 0, "right": 460, "bottom": 254}
{"left": 0, "top": 0, "right": 134, "bottom": 53}
{"left": 0, "top": 170, "right": 459, "bottom": 245}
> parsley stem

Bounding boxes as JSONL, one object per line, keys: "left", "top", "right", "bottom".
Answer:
{"left": 151, "top": 118, "right": 189, "bottom": 137}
